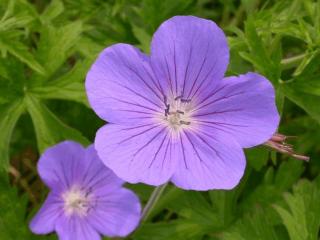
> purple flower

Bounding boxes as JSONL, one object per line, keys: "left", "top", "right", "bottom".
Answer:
{"left": 86, "top": 16, "right": 279, "bottom": 191}
{"left": 29, "top": 141, "right": 141, "bottom": 239}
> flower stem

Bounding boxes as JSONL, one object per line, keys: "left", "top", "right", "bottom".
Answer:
{"left": 280, "top": 53, "right": 305, "bottom": 70}
{"left": 141, "top": 183, "right": 168, "bottom": 222}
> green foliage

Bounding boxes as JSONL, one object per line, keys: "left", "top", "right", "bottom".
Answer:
{"left": 0, "top": 171, "right": 56, "bottom": 240}
{"left": 274, "top": 179, "right": 320, "bottom": 240}
{"left": 0, "top": 0, "right": 319, "bottom": 239}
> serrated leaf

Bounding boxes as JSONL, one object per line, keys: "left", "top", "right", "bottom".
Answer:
{"left": 40, "top": 0, "right": 64, "bottom": 23}
{"left": 25, "top": 95, "right": 89, "bottom": 153}
{"left": 281, "top": 84, "right": 320, "bottom": 124}
{"left": 281, "top": 53, "right": 320, "bottom": 124}
{"left": 274, "top": 179, "right": 320, "bottom": 240}
{"left": 208, "top": 189, "right": 238, "bottom": 227}
{"left": 75, "top": 37, "right": 104, "bottom": 58}
{"left": 0, "top": 36, "right": 45, "bottom": 74}
{"left": 35, "top": 21, "right": 83, "bottom": 80}
{"left": 30, "top": 59, "right": 91, "bottom": 106}
{"left": 240, "top": 160, "right": 304, "bottom": 214}
{"left": 243, "top": 18, "right": 280, "bottom": 83}
{"left": 0, "top": 100, "right": 24, "bottom": 168}
{"left": 221, "top": 208, "right": 281, "bottom": 240}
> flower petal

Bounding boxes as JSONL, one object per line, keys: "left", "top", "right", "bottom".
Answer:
{"left": 56, "top": 216, "right": 101, "bottom": 240}
{"left": 192, "top": 72, "right": 280, "bottom": 148}
{"left": 151, "top": 16, "right": 229, "bottom": 100}
{"left": 95, "top": 124, "right": 177, "bottom": 186}
{"left": 88, "top": 188, "right": 141, "bottom": 237}
{"left": 37, "top": 141, "right": 86, "bottom": 189}
{"left": 29, "top": 192, "right": 63, "bottom": 234}
{"left": 81, "top": 145, "right": 124, "bottom": 193}
{"left": 86, "top": 44, "right": 164, "bottom": 124}
{"left": 171, "top": 130, "right": 245, "bottom": 190}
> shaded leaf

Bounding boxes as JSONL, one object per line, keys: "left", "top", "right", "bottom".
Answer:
{"left": 0, "top": 100, "right": 24, "bottom": 168}
{"left": 274, "top": 179, "right": 320, "bottom": 240}
{"left": 25, "top": 95, "right": 89, "bottom": 153}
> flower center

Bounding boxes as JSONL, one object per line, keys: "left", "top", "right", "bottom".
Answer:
{"left": 62, "top": 185, "right": 93, "bottom": 217}
{"left": 163, "top": 96, "right": 192, "bottom": 131}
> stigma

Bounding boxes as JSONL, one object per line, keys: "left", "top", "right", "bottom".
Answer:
{"left": 62, "top": 185, "right": 94, "bottom": 217}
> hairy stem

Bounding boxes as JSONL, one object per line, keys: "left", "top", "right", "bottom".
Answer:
{"left": 141, "top": 183, "right": 168, "bottom": 222}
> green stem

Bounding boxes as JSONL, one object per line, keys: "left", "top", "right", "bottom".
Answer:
{"left": 280, "top": 53, "right": 305, "bottom": 70}
{"left": 141, "top": 183, "right": 168, "bottom": 222}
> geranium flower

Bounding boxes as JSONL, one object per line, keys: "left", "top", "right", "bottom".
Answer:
{"left": 86, "top": 16, "right": 279, "bottom": 190}
{"left": 29, "top": 141, "right": 141, "bottom": 239}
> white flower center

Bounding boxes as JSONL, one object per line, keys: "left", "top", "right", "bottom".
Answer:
{"left": 62, "top": 186, "right": 93, "bottom": 217}
{"left": 163, "top": 96, "right": 193, "bottom": 132}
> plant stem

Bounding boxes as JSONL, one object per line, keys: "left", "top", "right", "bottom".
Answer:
{"left": 140, "top": 183, "right": 168, "bottom": 222}
{"left": 280, "top": 53, "right": 305, "bottom": 69}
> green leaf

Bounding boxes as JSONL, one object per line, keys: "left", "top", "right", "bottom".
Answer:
{"left": 281, "top": 53, "right": 320, "bottom": 124}
{"left": 221, "top": 208, "right": 282, "bottom": 240}
{"left": 133, "top": 221, "right": 198, "bottom": 240}
{"left": 25, "top": 94, "right": 89, "bottom": 153}
{"left": 30, "top": 59, "right": 91, "bottom": 106}
{"left": 0, "top": 171, "right": 56, "bottom": 239}
{"left": 132, "top": 25, "right": 152, "bottom": 53}
{"left": 208, "top": 189, "right": 239, "bottom": 227}
{"left": 35, "top": 21, "right": 83, "bottom": 80}
{"left": 274, "top": 179, "right": 320, "bottom": 240}
{"left": 245, "top": 146, "right": 269, "bottom": 171}
{"left": 75, "top": 37, "right": 104, "bottom": 58}
{"left": 40, "top": 0, "right": 64, "bottom": 24}
{"left": 0, "top": 36, "right": 45, "bottom": 75}
{"left": 0, "top": 100, "right": 24, "bottom": 168}
{"left": 281, "top": 84, "right": 320, "bottom": 124}
{"left": 242, "top": 17, "right": 281, "bottom": 83}
{"left": 240, "top": 160, "right": 304, "bottom": 213}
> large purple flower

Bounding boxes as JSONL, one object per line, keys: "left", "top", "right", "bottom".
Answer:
{"left": 29, "top": 141, "right": 141, "bottom": 239}
{"left": 86, "top": 16, "right": 279, "bottom": 191}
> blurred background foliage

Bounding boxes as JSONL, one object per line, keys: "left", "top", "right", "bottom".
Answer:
{"left": 0, "top": 0, "right": 320, "bottom": 239}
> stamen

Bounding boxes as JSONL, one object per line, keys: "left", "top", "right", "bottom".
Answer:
{"left": 162, "top": 95, "right": 192, "bottom": 131}
{"left": 181, "top": 98, "right": 191, "bottom": 103}
{"left": 164, "top": 104, "right": 170, "bottom": 116}
{"left": 264, "top": 133, "right": 309, "bottom": 161}
{"left": 62, "top": 186, "right": 94, "bottom": 216}
{"left": 174, "top": 95, "right": 191, "bottom": 103}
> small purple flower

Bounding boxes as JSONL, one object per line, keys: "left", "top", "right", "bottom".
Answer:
{"left": 86, "top": 16, "right": 279, "bottom": 190}
{"left": 29, "top": 141, "right": 141, "bottom": 239}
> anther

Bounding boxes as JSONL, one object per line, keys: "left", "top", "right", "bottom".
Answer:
{"left": 176, "top": 110, "right": 184, "bottom": 114}
{"left": 181, "top": 98, "right": 191, "bottom": 103}
{"left": 264, "top": 133, "right": 309, "bottom": 161}
{"left": 164, "top": 104, "right": 170, "bottom": 116}
{"left": 180, "top": 120, "right": 190, "bottom": 125}
{"left": 174, "top": 96, "right": 192, "bottom": 103}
